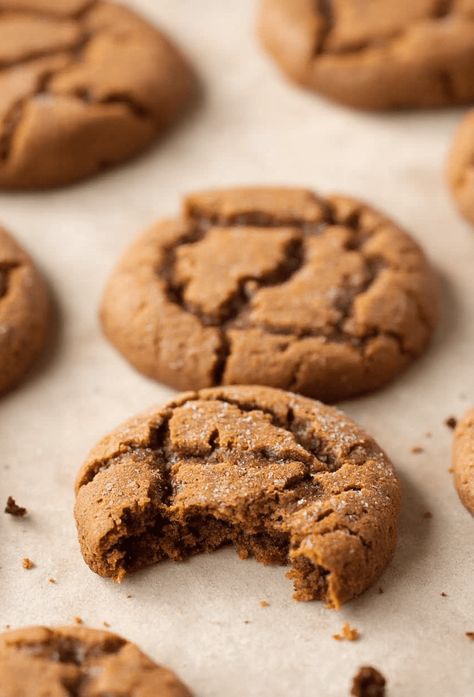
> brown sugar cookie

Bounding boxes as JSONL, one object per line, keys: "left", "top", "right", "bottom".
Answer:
{"left": 74, "top": 386, "right": 401, "bottom": 608}
{"left": 0, "top": 0, "right": 195, "bottom": 189}
{"left": 452, "top": 407, "right": 474, "bottom": 515}
{"left": 258, "top": 1, "right": 474, "bottom": 110}
{"left": 0, "top": 227, "right": 49, "bottom": 395}
{"left": 0, "top": 625, "right": 192, "bottom": 696}
{"left": 101, "top": 187, "right": 439, "bottom": 402}
{"left": 447, "top": 110, "right": 474, "bottom": 225}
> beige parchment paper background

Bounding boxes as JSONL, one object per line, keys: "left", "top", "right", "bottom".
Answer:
{"left": 1, "top": 2, "right": 473, "bottom": 695}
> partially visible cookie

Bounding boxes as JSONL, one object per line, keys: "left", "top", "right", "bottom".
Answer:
{"left": 101, "top": 186, "right": 439, "bottom": 402}
{"left": 452, "top": 407, "right": 474, "bottom": 515}
{"left": 74, "top": 385, "right": 401, "bottom": 608}
{"left": 0, "top": 0, "right": 195, "bottom": 188}
{"left": 259, "top": 1, "right": 474, "bottom": 110}
{"left": 0, "top": 227, "right": 49, "bottom": 395}
{"left": 0, "top": 625, "right": 192, "bottom": 696}
{"left": 447, "top": 110, "right": 474, "bottom": 225}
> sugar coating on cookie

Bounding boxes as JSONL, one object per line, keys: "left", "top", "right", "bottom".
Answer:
{"left": 452, "top": 407, "right": 474, "bottom": 515}
{"left": 447, "top": 110, "right": 474, "bottom": 225}
{"left": 75, "top": 386, "right": 401, "bottom": 608}
{"left": 0, "top": 625, "right": 192, "bottom": 696}
{"left": 0, "top": 0, "right": 195, "bottom": 188}
{"left": 0, "top": 227, "right": 49, "bottom": 395}
{"left": 258, "top": 0, "right": 474, "bottom": 110}
{"left": 101, "top": 186, "right": 439, "bottom": 402}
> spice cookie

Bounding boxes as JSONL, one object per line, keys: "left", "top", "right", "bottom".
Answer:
{"left": 447, "top": 110, "right": 474, "bottom": 225}
{"left": 0, "top": 625, "right": 192, "bottom": 696}
{"left": 0, "top": 227, "right": 49, "bottom": 395}
{"left": 74, "top": 386, "right": 401, "bottom": 608}
{"left": 258, "top": 0, "right": 474, "bottom": 110}
{"left": 0, "top": 0, "right": 195, "bottom": 189}
{"left": 101, "top": 187, "right": 439, "bottom": 402}
{"left": 452, "top": 407, "right": 474, "bottom": 515}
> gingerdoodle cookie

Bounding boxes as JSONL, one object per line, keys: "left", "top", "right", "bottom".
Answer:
{"left": 452, "top": 407, "right": 474, "bottom": 515}
{"left": 0, "top": 625, "right": 192, "bottom": 696}
{"left": 259, "top": 1, "right": 474, "bottom": 110}
{"left": 0, "top": 227, "right": 49, "bottom": 395}
{"left": 101, "top": 187, "right": 439, "bottom": 402}
{"left": 447, "top": 110, "right": 474, "bottom": 225}
{"left": 74, "top": 386, "right": 401, "bottom": 608}
{"left": 0, "top": 0, "right": 195, "bottom": 188}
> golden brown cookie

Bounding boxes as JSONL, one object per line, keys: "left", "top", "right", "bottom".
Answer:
{"left": 0, "top": 227, "right": 49, "bottom": 394}
{"left": 101, "top": 186, "right": 439, "bottom": 402}
{"left": 74, "top": 386, "right": 401, "bottom": 608}
{"left": 0, "top": 0, "right": 195, "bottom": 188}
{"left": 0, "top": 625, "right": 192, "bottom": 697}
{"left": 258, "top": 0, "right": 474, "bottom": 110}
{"left": 447, "top": 110, "right": 474, "bottom": 224}
{"left": 452, "top": 407, "right": 474, "bottom": 515}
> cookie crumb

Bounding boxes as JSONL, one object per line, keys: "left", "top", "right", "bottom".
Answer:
{"left": 445, "top": 416, "right": 457, "bottom": 430}
{"left": 441, "top": 592, "right": 448, "bottom": 597}
{"left": 126, "top": 594, "right": 133, "bottom": 599}
{"left": 423, "top": 511, "right": 433, "bottom": 519}
{"left": 351, "top": 666, "right": 386, "bottom": 697}
{"left": 48, "top": 578, "right": 57, "bottom": 584}
{"left": 243, "top": 620, "right": 251, "bottom": 624}
{"left": 448, "top": 466, "right": 454, "bottom": 473}
{"left": 259, "top": 600, "right": 270, "bottom": 608}
{"left": 333, "top": 623, "right": 360, "bottom": 641}
{"left": 103, "top": 621, "right": 111, "bottom": 628}
{"left": 74, "top": 616, "right": 83, "bottom": 625}
{"left": 5, "top": 497, "right": 27, "bottom": 517}
{"left": 411, "top": 445, "right": 424, "bottom": 454}
{"left": 425, "top": 431, "right": 432, "bottom": 438}
{"left": 466, "top": 632, "right": 474, "bottom": 640}
{"left": 22, "top": 558, "right": 34, "bottom": 569}
{"left": 4, "top": 625, "right": 11, "bottom": 630}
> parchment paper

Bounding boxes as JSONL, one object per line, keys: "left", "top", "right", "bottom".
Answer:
{"left": 1, "top": 2, "right": 473, "bottom": 695}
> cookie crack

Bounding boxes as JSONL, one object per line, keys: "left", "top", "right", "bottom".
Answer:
{"left": 0, "top": 1, "right": 98, "bottom": 21}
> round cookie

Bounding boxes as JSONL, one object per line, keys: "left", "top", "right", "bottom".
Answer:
{"left": 0, "top": 0, "right": 195, "bottom": 188}
{"left": 0, "top": 625, "right": 192, "bottom": 697}
{"left": 0, "top": 227, "right": 49, "bottom": 395}
{"left": 74, "top": 386, "right": 401, "bottom": 608}
{"left": 447, "top": 110, "right": 474, "bottom": 225}
{"left": 101, "top": 186, "right": 439, "bottom": 402}
{"left": 258, "top": 1, "right": 474, "bottom": 110}
{"left": 452, "top": 407, "right": 474, "bottom": 515}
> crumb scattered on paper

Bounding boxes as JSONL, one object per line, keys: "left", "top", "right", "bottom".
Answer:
{"left": 260, "top": 600, "right": 270, "bottom": 608}
{"left": 22, "top": 558, "right": 34, "bottom": 569}
{"left": 5, "top": 497, "right": 27, "bottom": 517}
{"left": 411, "top": 446, "right": 424, "bottom": 454}
{"left": 445, "top": 416, "right": 457, "bottom": 430}
{"left": 74, "top": 616, "right": 83, "bottom": 625}
{"left": 333, "top": 623, "right": 360, "bottom": 641}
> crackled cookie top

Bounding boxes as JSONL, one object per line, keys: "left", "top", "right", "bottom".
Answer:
{"left": 0, "top": 227, "right": 49, "bottom": 395}
{"left": 453, "top": 407, "right": 474, "bottom": 514}
{"left": 0, "top": 0, "right": 195, "bottom": 188}
{"left": 101, "top": 187, "right": 439, "bottom": 402}
{"left": 75, "top": 386, "right": 401, "bottom": 608}
{"left": 0, "top": 626, "right": 192, "bottom": 697}
{"left": 259, "top": 0, "right": 474, "bottom": 110}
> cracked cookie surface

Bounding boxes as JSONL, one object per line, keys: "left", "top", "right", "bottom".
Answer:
{"left": 74, "top": 386, "right": 401, "bottom": 608}
{"left": 0, "top": 0, "right": 195, "bottom": 188}
{"left": 0, "top": 226, "right": 49, "bottom": 395}
{"left": 447, "top": 109, "right": 474, "bottom": 225}
{"left": 259, "top": 0, "right": 474, "bottom": 110}
{"left": 0, "top": 625, "right": 192, "bottom": 697}
{"left": 452, "top": 407, "right": 474, "bottom": 514}
{"left": 101, "top": 186, "right": 439, "bottom": 402}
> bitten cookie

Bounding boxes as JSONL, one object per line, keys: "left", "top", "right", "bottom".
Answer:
{"left": 0, "top": 625, "right": 192, "bottom": 697}
{"left": 0, "top": 227, "right": 49, "bottom": 395}
{"left": 447, "top": 110, "right": 474, "bottom": 225}
{"left": 74, "top": 386, "right": 401, "bottom": 608}
{"left": 101, "top": 186, "right": 439, "bottom": 402}
{"left": 0, "top": 0, "right": 195, "bottom": 188}
{"left": 452, "top": 407, "right": 474, "bottom": 515}
{"left": 259, "top": 1, "right": 474, "bottom": 110}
